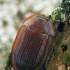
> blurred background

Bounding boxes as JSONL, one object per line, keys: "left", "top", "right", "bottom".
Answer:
{"left": 0, "top": 0, "right": 62, "bottom": 70}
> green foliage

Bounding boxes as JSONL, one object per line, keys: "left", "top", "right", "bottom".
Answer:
{"left": 51, "top": 0, "right": 70, "bottom": 23}
{"left": 51, "top": 7, "right": 66, "bottom": 22}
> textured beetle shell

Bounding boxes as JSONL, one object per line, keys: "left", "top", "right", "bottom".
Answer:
{"left": 11, "top": 14, "right": 54, "bottom": 70}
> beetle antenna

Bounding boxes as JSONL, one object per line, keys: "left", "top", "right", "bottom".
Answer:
{"left": 29, "top": 9, "right": 40, "bottom": 15}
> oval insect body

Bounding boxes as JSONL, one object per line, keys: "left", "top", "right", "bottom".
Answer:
{"left": 11, "top": 14, "right": 55, "bottom": 70}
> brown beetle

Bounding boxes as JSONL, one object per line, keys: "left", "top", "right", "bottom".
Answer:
{"left": 11, "top": 14, "right": 55, "bottom": 70}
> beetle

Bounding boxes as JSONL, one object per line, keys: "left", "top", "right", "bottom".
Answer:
{"left": 10, "top": 13, "right": 55, "bottom": 70}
